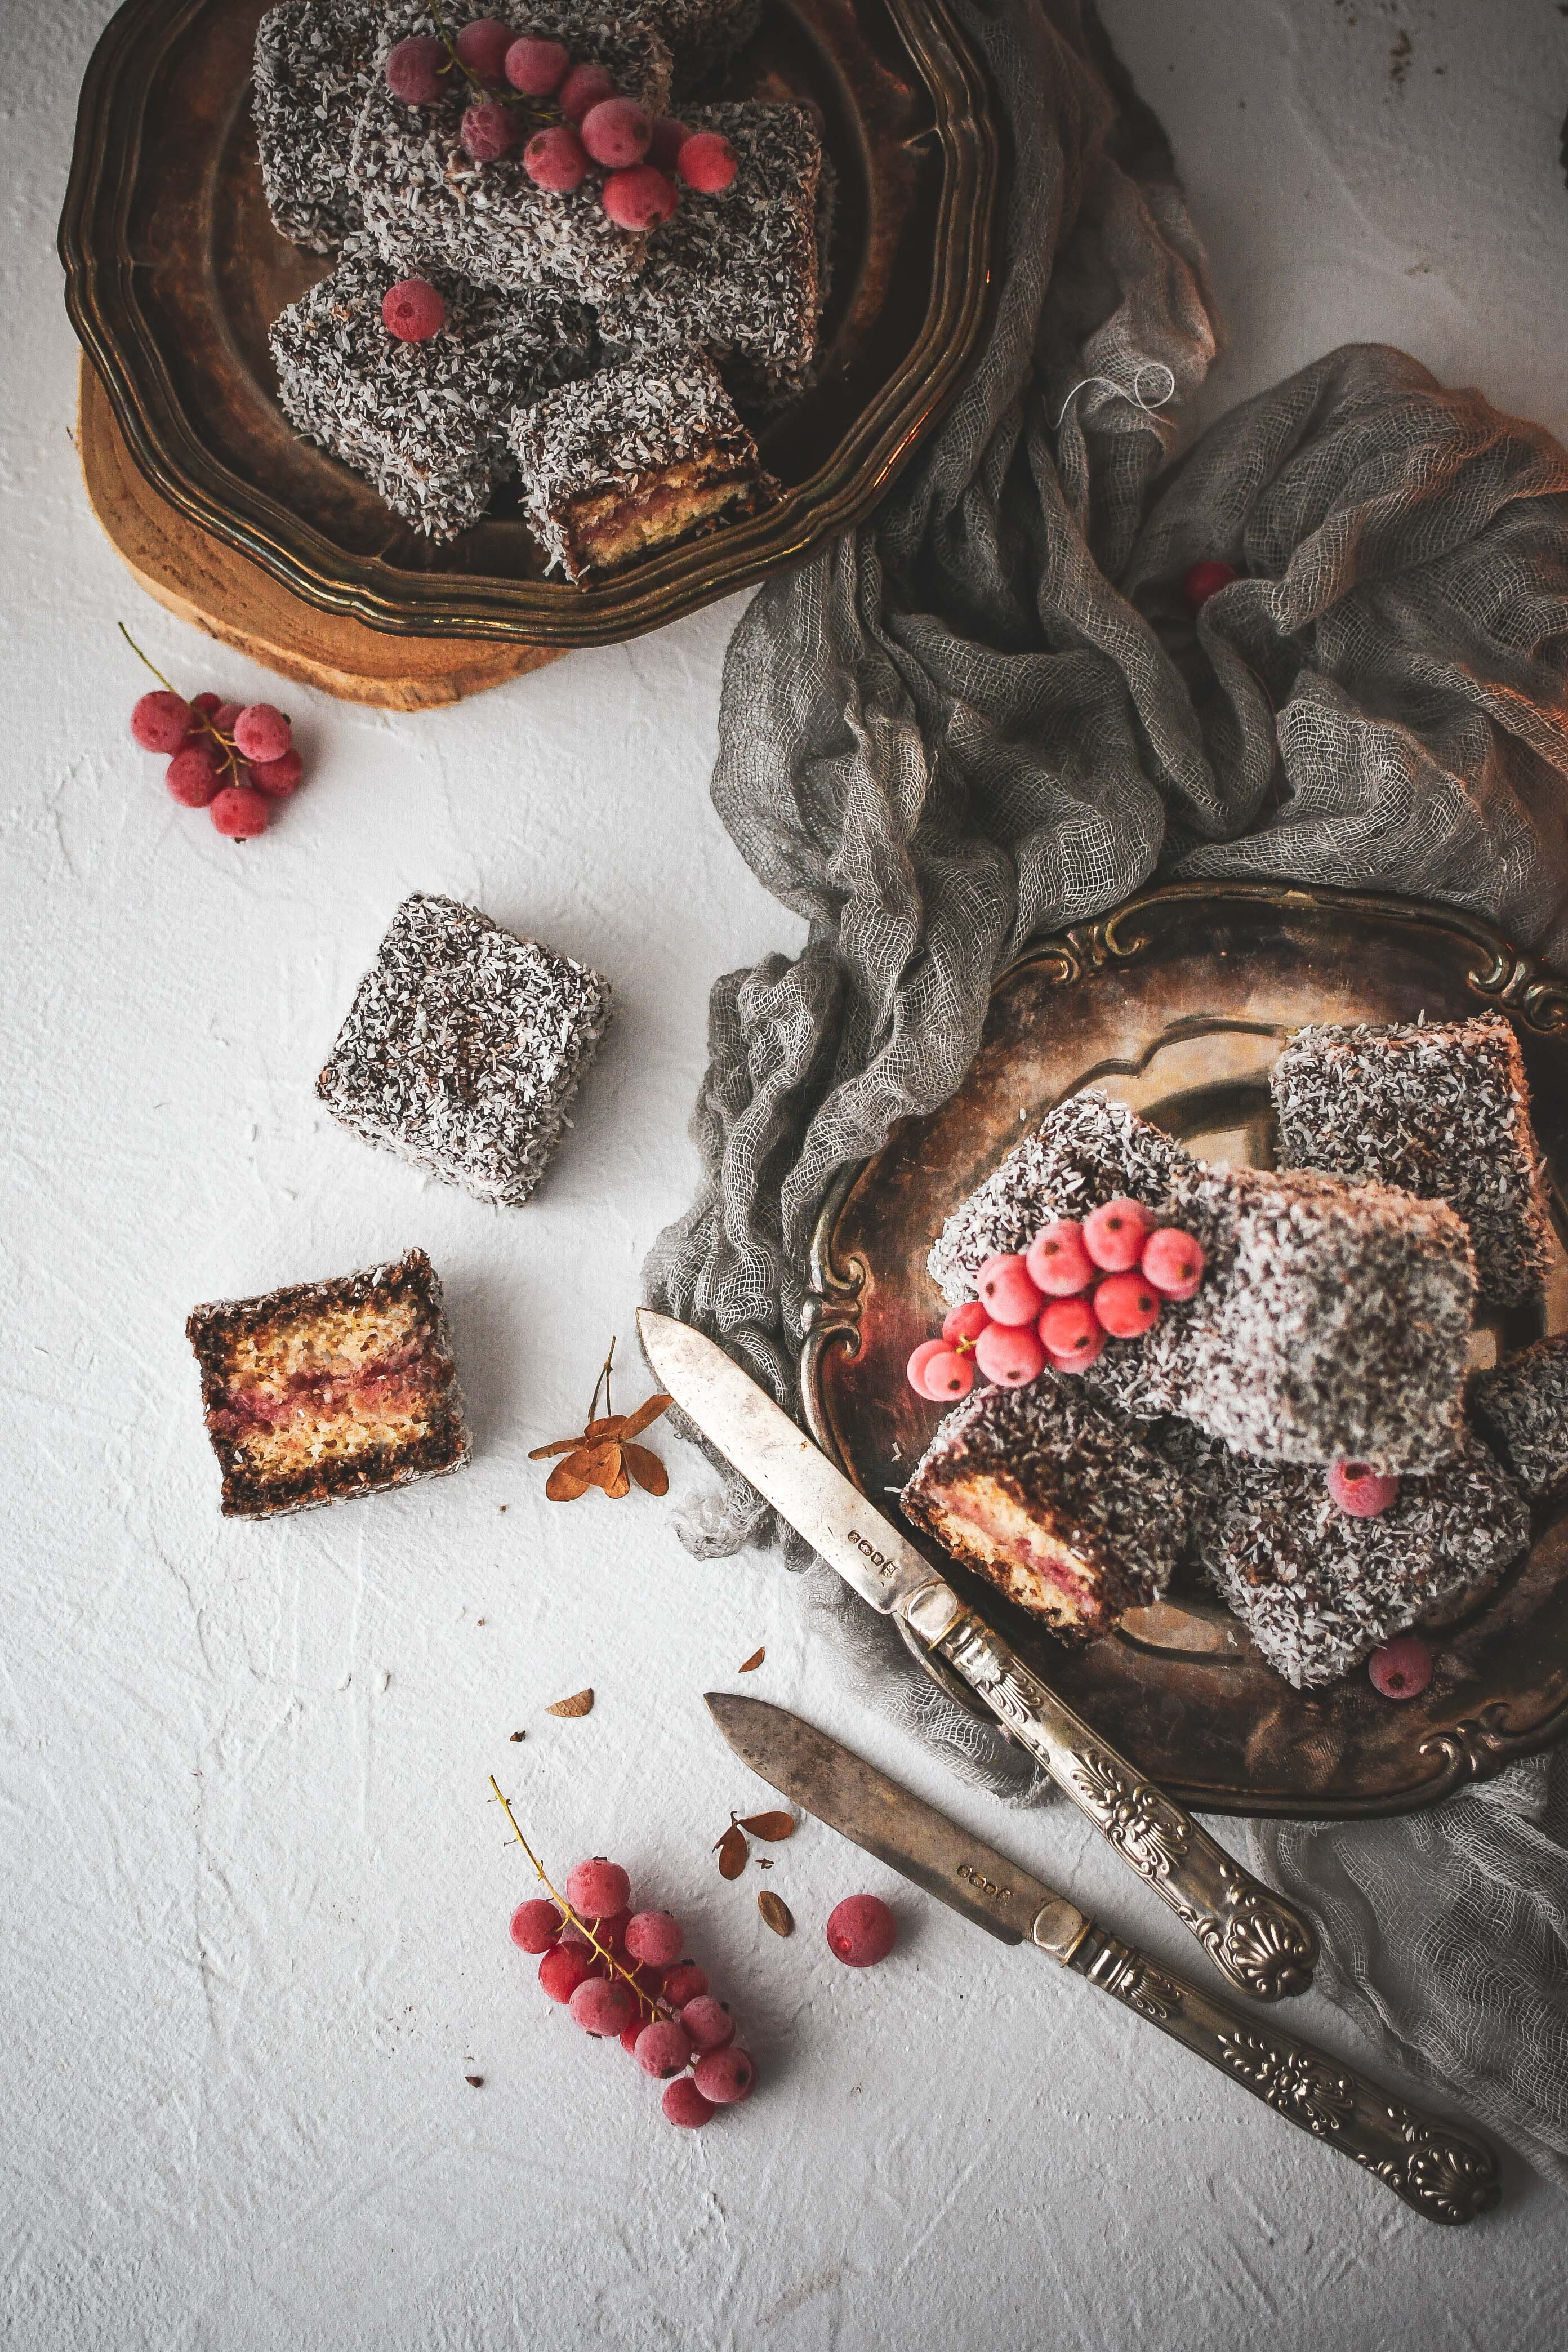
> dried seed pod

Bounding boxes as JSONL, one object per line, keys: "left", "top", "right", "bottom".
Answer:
{"left": 757, "top": 1891, "right": 794, "bottom": 1937}
{"left": 715, "top": 1822, "right": 748, "bottom": 1880}
{"left": 738, "top": 1647, "right": 765, "bottom": 1673}
{"left": 546, "top": 1688, "right": 594, "bottom": 1718}
{"left": 738, "top": 1811, "right": 795, "bottom": 1841}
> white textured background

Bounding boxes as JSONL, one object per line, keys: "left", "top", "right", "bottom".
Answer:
{"left": 5, "top": 2, "right": 1568, "bottom": 2346}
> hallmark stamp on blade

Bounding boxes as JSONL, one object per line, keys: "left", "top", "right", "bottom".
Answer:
{"left": 848, "top": 1529, "right": 901, "bottom": 1579}
{"left": 956, "top": 1863, "right": 1013, "bottom": 1902}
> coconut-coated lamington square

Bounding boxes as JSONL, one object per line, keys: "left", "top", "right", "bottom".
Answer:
{"left": 1168, "top": 1423, "right": 1529, "bottom": 1689}
{"left": 351, "top": 5, "right": 671, "bottom": 303}
{"left": 510, "top": 346, "right": 775, "bottom": 580}
{"left": 596, "top": 103, "right": 826, "bottom": 399}
{"left": 317, "top": 894, "right": 613, "bottom": 1206}
{"left": 901, "top": 1377, "right": 1188, "bottom": 1641}
{"left": 1271, "top": 1012, "right": 1553, "bottom": 1307}
{"left": 1473, "top": 1335, "right": 1568, "bottom": 1504}
{"left": 188, "top": 1249, "right": 469, "bottom": 1519}
{"left": 255, "top": 0, "right": 385, "bottom": 253}
{"left": 270, "top": 241, "right": 591, "bottom": 538}
{"left": 648, "top": 0, "right": 763, "bottom": 95}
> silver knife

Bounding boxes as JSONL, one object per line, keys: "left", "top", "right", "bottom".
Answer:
{"left": 708, "top": 1692, "right": 1499, "bottom": 2227}
{"left": 639, "top": 1309, "right": 1316, "bottom": 2003}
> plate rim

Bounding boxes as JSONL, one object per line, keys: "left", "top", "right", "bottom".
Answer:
{"left": 58, "top": 0, "right": 1001, "bottom": 647}
{"left": 801, "top": 878, "right": 1568, "bottom": 1820}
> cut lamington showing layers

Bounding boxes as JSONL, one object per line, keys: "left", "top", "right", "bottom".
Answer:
{"left": 317, "top": 893, "right": 614, "bottom": 1205}
{"left": 901, "top": 1376, "right": 1188, "bottom": 1641}
{"left": 188, "top": 1249, "right": 469, "bottom": 1519}
{"left": 597, "top": 104, "right": 826, "bottom": 400}
{"left": 648, "top": 0, "right": 763, "bottom": 96}
{"left": 1473, "top": 1335, "right": 1568, "bottom": 1503}
{"left": 254, "top": 0, "right": 384, "bottom": 253}
{"left": 510, "top": 347, "right": 775, "bottom": 580}
{"left": 351, "top": 6, "right": 670, "bottom": 303}
{"left": 1271, "top": 1012, "right": 1553, "bottom": 1307}
{"left": 270, "top": 240, "right": 590, "bottom": 538}
{"left": 1166, "top": 1423, "right": 1529, "bottom": 1688}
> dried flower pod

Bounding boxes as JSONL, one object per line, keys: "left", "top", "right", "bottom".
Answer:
{"left": 715, "top": 1822, "right": 748, "bottom": 1880}
{"left": 738, "top": 1812, "right": 795, "bottom": 1841}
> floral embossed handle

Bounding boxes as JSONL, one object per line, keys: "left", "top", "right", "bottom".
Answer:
{"left": 1066, "top": 1925, "right": 1500, "bottom": 2224}
{"left": 902, "top": 1589, "right": 1318, "bottom": 2001}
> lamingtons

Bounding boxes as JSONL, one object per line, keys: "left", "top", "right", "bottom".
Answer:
{"left": 253, "top": 0, "right": 384, "bottom": 253}
{"left": 901, "top": 1377, "right": 1188, "bottom": 1640}
{"left": 1473, "top": 1335, "right": 1568, "bottom": 1504}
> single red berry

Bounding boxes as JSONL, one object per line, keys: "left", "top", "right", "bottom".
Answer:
{"left": 537, "top": 1941, "right": 596, "bottom": 2003}
{"left": 509, "top": 1897, "right": 562, "bottom": 1954}
{"left": 974, "top": 1253, "right": 1045, "bottom": 1328}
{"left": 1328, "top": 1461, "right": 1401, "bottom": 1518}
{"left": 1083, "top": 1197, "right": 1155, "bottom": 1273}
{"left": 248, "top": 748, "right": 304, "bottom": 798}
{"left": 662, "top": 2077, "right": 716, "bottom": 2128}
{"left": 660, "top": 1961, "right": 708, "bottom": 2007}
{"left": 633, "top": 2017, "right": 694, "bottom": 2078}
{"left": 233, "top": 703, "right": 293, "bottom": 763}
{"left": 579, "top": 96, "right": 651, "bottom": 168}
{"left": 676, "top": 130, "right": 738, "bottom": 194}
{"left": 618, "top": 2018, "right": 643, "bottom": 2056}
{"left": 907, "top": 1338, "right": 950, "bottom": 1398}
{"left": 973, "top": 1320, "right": 1045, "bottom": 1388}
{"left": 1039, "top": 1295, "right": 1102, "bottom": 1364}
{"left": 1182, "top": 559, "right": 1239, "bottom": 612}
{"left": 647, "top": 115, "right": 688, "bottom": 173}
{"left": 627, "top": 1961, "right": 666, "bottom": 1999}
{"left": 505, "top": 33, "right": 571, "bottom": 95}
{"left": 455, "top": 17, "right": 515, "bottom": 81}
{"left": 1093, "top": 1271, "right": 1161, "bottom": 1338}
{"left": 601, "top": 164, "right": 679, "bottom": 230}
{"left": 523, "top": 124, "right": 588, "bottom": 192}
{"left": 826, "top": 1895, "right": 897, "bottom": 1968}
{"left": 461, "top": 99, "right": 520, "bottom": 161}
{"left": 625, "top": 1910, "right": 685, "bottom": 1968}
{"left": 922, "top": 1347, "right": 974, "bottom": 1402}
{"left": 381, "top": 274, "right": 447, "bottom": 343}
{"left": 1042, "top": 1318, "right": 1104, "bottom": 1374}
{"left": 1368, "top": 1632, "right": 1432, "bottom": 1700}
{"left": 568, "top": 1975, "right": 636, "bottom": 2038}
{"left": 680, "top": 1995, "right": 735, "bottom": 2052}
{"left": 564, "top": 1857, "right": 631, "bottom": 1918}
{"left": 189, "top": 691, "right": 222, "bottom": 720}
{"left": 131, "top": 689, "right": 191, "bottom": 752}
{"left": 385, "top": 34, "right": 447, "bottom": 103}
{"left": 165, "top": 746, "right": 224, "bottom": 808}
{"left": 1140, "top": 1226, "right": 1206, "bottom": 1300}
{"left": 593, "top": 1906, "right": 632, "bottom": 1955}
{"left": 693, "top": 2046, "right": 755, "bottom": 2105}
{"left": 210, "top": 785, "right": 271, "bottom": 839}
{"left": 558, "top": 61, "right": 616, "bottom": 123}
{"left": 1025, "top": 1220, "right": 1095, "bottom": 1298}
{"left": 212, "top": 701, "right": 243, "bottom": 734}
{"left": 941, "top": 1300, "right": 990, "bottom": 1348}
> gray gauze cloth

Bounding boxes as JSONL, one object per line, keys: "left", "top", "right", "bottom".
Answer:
{"left": 644, "top": 0, "right": 1568, "bottom": 2181}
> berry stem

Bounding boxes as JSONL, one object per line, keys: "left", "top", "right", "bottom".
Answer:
{"left": 585, "top": 1336, "right": 616, "bottom": 1428}
{"left": 118, "top": 621, "right": 179, "bottom": 698}
{"left": 488, "top": 1778, "right": 674, "bottom": 2023}
{"left": 427, "top": 0, "right": 487, "bottom": 101}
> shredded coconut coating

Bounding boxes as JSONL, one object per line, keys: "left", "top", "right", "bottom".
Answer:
{"left": 508, "top": 344, "right": 771, "bottom": 577}
{"left": 350, "top": 5, "right": 670, "bottom": 302}
{"left": 317, "top": 893, "right": 614, "bottom": 1205}
{"left": 595, "top": 103, "right": 825, "bottom": 398}
{"left": 254, "top": 0, "right": 384, "bottom": 253}
{"left": 1271, "top": 1012, "right": 1553, "bottom": 1308}
{"left": 901, "top": 1375, "right": 1188, "bottom": 1636}
{"left": 269, "top": 239, "right": 591, "bottom": 538}
{"left": 1473, "top": 1334, "right": 1568, "bottom": 1503}
{"left": 647, "top": 0, "right": 763, "bottom": 96}
{"left": 1162, "top": 1422, "right": 1529, "bottom": 1689}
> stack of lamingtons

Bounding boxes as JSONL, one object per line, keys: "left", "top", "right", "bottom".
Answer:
{"left": 255, "top": 0, "right": 829, "bottom": 577}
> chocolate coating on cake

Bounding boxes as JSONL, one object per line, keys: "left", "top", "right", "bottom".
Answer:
{"left": 901, "top": 1376, "right": 1188, "bottom": 1640}
{"left": 254, "top": 0, "right": 383, "bottom": 253}
{"left": 317, "top": 892, "right": 614, "bottom": 1205}
{"left": 649, "top": 0, "right": 763, "bottom": 96}
{"left": 1272, "top": 1012, "right": 1553, "bottom": 1308}
{"left": 1473, "top": 1334, "right": 1568, "bottom": 1503}
{"left": 188, "top": 1249, "right": 469, "bottom": 1519}
{"left": 509, "top": 345, "right": 774, "bottom": 579}
{"left": 269, "top": 239, "right": 590, "bottom": 538}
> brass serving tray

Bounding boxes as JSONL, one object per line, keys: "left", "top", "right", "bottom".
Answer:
{"left": 59, "top": 0, "right": 998, "bottom": 645}
{"left": 801, "top": 881, "right": 1568, "bottom": 1818}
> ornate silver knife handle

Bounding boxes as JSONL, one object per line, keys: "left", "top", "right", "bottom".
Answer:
{"left": 1062, "top": 1921, "right": 1500, "bottom": 2225}
{"left": 902, "top": 1587, "right": 1318, "bottom": 2002}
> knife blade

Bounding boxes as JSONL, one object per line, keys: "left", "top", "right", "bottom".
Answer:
{"left": 706, "top": 1694, "right": 1500, "bottom": 2229}
{"left": 639, "top": 1309, "right": 1316, "bottom": 2004}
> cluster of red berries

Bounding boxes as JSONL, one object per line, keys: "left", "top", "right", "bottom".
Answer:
{"left": 908, "top": 1200, "right": 1208, "bottom": 1402}
{"left": 128, "top": 658, "right": 304, "bottom": 840}
{"left": 510, "top": 1856, "right": 755, "bottom": 2129}
{"left": 383, "top": 15, "right": 737, "bottom": 269}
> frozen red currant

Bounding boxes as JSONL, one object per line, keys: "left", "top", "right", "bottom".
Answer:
{"left": 602, "top": 164, "right": 679, "bottom": 230}
{"left": 565, "top": 1857, "right": 631, "bottom": 1918}
{"left": 660, "top": 1962, "right": 707, "bottom": 2007}
{"left": 233, "top": 704, "right": 293, "bottom": 763}
{"left": 461, "top": 99, "right": 520, "bottom": 161}
{"left": 165, "top": 746, "right": 224, "bottom": 808}
{"left": 558, "top": 61, "right": 616, "bottom": 123}
{"left": 633, "top": 2017, "right": 694, "bottom": 2078}
{"left": 455, "top": 17, "right": 515, "bottom": 81}
{"left": 132, "top": 689, "right": 191, "bottom": 752}
{"left": 624, "top": 1911, "right": 684, "bottom": 1968}
{"left": 1140, "top": 1226, "right": 1205, "bottom": 1299}
{"left": 973, "top": 1320, "right": 1045, "bottom": 1388}
{"left": 212, "top": 701, "right": 243, "bottom": 734}
{"left": 618, "top": 2018, "right": 643, "bottom": 2056}
{"left": 676, "top": 130, "right": 738, "bottom": 193}
{"left": 1025, "top": 1220, "right": 1095, "bottom": 1297}
{"left": 647, "top": 115, "right": 688, "bottom": 173}
{"left": 248, "top": 748, "right": 304, "bottom": 799}
{"left": 907, "top": 1338, "right": 950, "bottom": 1398}
{"left": 386, "top": 34, "right": 447, "bottom": 104}
{"left": 1083, "top": 1197, "right": 1154, "bottom": 1273}
{"left": 1328, "top": 1461, "right": 1400, "bottom": 1518}
{"left": 922, "top": 1347, "right": 974, "bottom": 1402}
{"left": 975, "top": 1253, "right": 1045, "bottom": 1327}
{"left": 210, "top": 785, "right": 271, "bottom": 839}
{"left": 523, "top": 125, "right": 588, "bottom": 192}
{"left": 1093, "top": 1271, "right": 1161, "bottom": 1338}
{"left": 580, "top": 97, "right": 651, "bottom": 168}
{"left": 1182, "top": 559, "right": 1238, "bottom": 612}
{"left": 662, "top": 2077, "right": 716, "bottom": 2128}
{"left": 1368, "top": 1632, "right": 1432, "bottom": 1700}
{"left": 680, "top": 1996, "right": 735, "bottom": 2052}
{"left": 509, "top": 1897, "right": 562, "bottom": 1954}
{"left": 941, "top": 1300, "right": 990, "bottom": 1349}
{"left": 537, "top": 1941, "right": 596, "bottom": 2004}
{"left": 1038, "top": 1296, "right": 1102, "bottom": 1365}
{"left": 505, "top": 33, "right": 570, "bottom": 95}
{"left": 568, "top": 1976, "right": 636, "bottom": 2038}
{"left": 693, "top": 2046, "right": 755, "bottom": 2105}
{"left": 826, "top": 1894, "right": 897, "bottom": 1967}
